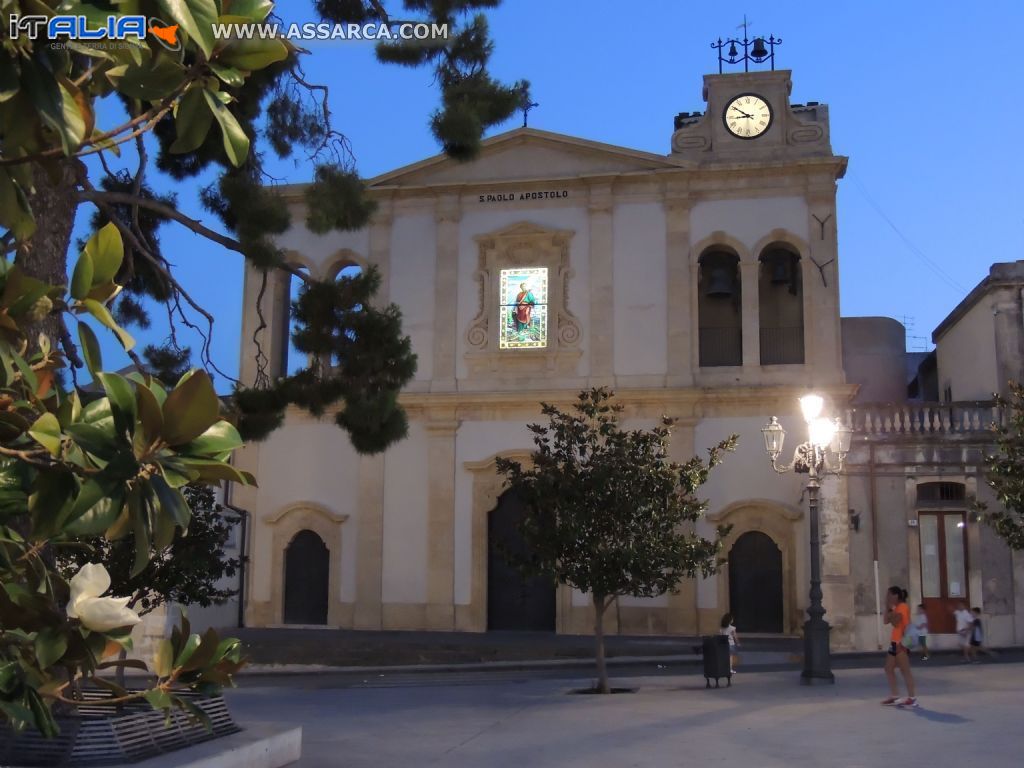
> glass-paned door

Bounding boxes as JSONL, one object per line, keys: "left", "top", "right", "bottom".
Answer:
{"left": 919, "top": 512, "right": 967, "bottom": 633}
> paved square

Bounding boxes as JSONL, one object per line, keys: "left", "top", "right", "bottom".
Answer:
{"left": 226, "top": 662, "right": 1021, "bottom": 767}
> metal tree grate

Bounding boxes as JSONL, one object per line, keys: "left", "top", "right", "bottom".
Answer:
{"left": 0, "top": 691, "right": 240, "bottom": 767}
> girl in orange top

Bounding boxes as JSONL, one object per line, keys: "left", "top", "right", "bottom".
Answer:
{"left": 882, "top": 586, "right": 918, "bottom": 707}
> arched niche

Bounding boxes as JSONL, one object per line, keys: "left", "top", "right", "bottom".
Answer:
{"left": 708, "top": 499, "right": 803, "bottom": 634}
{"left": 267, "top": 502, "right": 349, "bottom": 625}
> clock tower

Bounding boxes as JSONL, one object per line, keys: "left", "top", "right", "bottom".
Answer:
{"left": 671, "top": 69, "right": 834, "bottom": 164}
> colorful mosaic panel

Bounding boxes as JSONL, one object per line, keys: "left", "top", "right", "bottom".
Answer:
{"left": 499, "top": 267, "right": 548, "bottom": 349}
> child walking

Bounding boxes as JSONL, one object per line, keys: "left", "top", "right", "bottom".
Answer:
{"left": 881, "top": 586, "right": 918, "bottom": 707}
{"left": 970, "top": 607, "right": 997, "bottom": 660}
{"left": 954, "top": 602, "right": 974, "bottom": 662}
{"left": 914, "top": 603, "right": 929, "bottom": 660}
{"left": 720, "top": 613, "right": 740, "bottom": 674}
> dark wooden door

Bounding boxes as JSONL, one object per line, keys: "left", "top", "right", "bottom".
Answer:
{"left": 919, "top": 512, "right": 968, "bottom": 634}
{"left": 729, "top": 531, "right": 783, "bottom": 633}
{"left": 487, "top": 491, "right": 555, "bottom": 631}
{"left": 283, "top": 530, "right": 329, "bottom": 625}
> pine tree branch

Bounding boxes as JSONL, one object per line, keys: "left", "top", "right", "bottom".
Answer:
{"left": 73, "top": 189, "right": 310, "bottom": 282}
{"left": 80, "top": 185, "right": 238, "bottom": 384}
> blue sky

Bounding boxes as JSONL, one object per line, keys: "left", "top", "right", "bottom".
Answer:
{"left": 78, "top": 1, "right": 1024, "bottom": 387}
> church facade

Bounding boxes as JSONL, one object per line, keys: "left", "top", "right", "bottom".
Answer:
{"left": 227, "top": 67, "right": 1023, "bottom": 651}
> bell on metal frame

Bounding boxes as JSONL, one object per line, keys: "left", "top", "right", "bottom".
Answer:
{"left": 705, "top": 266, "right": 735, "bottom": 298}
{"left": 727, "top": 41, "right": 738, "bottom": 58}
{"left": 751, "top": 37, "right": 768, "bottom": 59}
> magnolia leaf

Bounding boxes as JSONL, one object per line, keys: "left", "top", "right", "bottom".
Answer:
{"left": 28, "top": 413, "right": 61, "bottom": 456}
{"left": 202, "top": 90, "right": 249, "bottom": 167}
{"left": 77, "top": 322, "right": 103, "bottom": 376}
{"left": 150, "top": 473, "right": 192, "bottom": 530}
{"left": 153, "top": 638, "right": 174, "bottom": 678}
{"left": 65, "top": 422, "right": 118, "bottom": 461}
{"left": 70, "top": 252, "right": 95, "bottom": 301}
{"left": 84, "top": 222, "right": 125, "bottom": 285}
{"left": 106, "top": 55, "right": 186, "bottom": 101}
{"left": 81, "top": 299, "right": 135, "bottom": 351}
{"left": 181, "top": 420, "right": 243, "bottom": 458}
{"left": 177, "top": 457, "right": 255, "bottom": 485}
{"left": 218, "top": 37, "right": 289, "bottom": 71}
{"left": 0, "top": 168, "right": 36, "bottom": 241}
{"left": 175, "top": 633, "right": 201, "bottom": 669}
{"left": 130, "top": 490, "right": 151, "bottom": 576}
{"left": 208, "top": 63, "right": 244, "bottom": 87}
{"left": 158, "top": 457, "right": 198, "bottom": 488}
{"left": 136, "top": 383, "right": 164, "bottom": 445}
{"left": 96, "top": 372, "right": 137, "bottom": 440}
{"left": 170, "top": 86, "right": 214, "bottom": 154}
{"left": 34, "top": 628, "right": 68, "bottom": 669}
{"left": 158, "top": 0, "right": 218, "bottom": 58}
{"left": 161, "top": 370, "right": 220, "bottom": 445}
{"left": 64, "top": 483, "right": 125, "bottom": 535}
{"left": 225, "top": 0, "right": 274, "bottom": 22}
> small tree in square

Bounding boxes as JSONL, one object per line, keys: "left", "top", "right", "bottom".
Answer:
{"left": 496, "top": 388, "right": 737, "bottom": 694}
{"left": 978, "top": 382, "right": 1024, "bottom": 549}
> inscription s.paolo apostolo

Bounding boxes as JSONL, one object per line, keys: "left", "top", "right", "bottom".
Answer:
{"left": 477, "top": 189, "right": 571, "bottom": 203}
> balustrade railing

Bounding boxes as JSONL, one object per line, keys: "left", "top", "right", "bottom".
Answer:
{"left": 847, "top": 401, "right": 999, "bottom": 437}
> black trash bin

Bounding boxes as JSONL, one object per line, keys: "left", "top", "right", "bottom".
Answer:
{"left": 701, "top": 635, "right": 731, "bottom": 688}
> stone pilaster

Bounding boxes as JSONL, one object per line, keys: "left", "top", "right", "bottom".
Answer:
{"left": 368, "top": 197, "right": 393, "bottom": 302}
{"left": 740, "top": 261, "right": 760, "bottom": 370}
{"left": 665, "top": 196, "right": 694, "bottom": 386}
{"left": 667, "top": 420, "right": 699, "bottom": 634}
{"left": 588, "top": 183, "right": 615, "bottom": 384}
{"left": 820, "top": 472, "right": 855, "bottom": 649}
{"left": 425, "top": 417, "right": 459, "bottom": 629}
{"left": 992, "top": 290, "right": 1024, "bottom": 398}
{"left": 432, "top": 196, "right": 461, "bottom": 392}
{"left": 806, "top": 189, "right": 841, "bottom": 382}
{"left": 353, "top": 453, "right": 385, "bottom": 629}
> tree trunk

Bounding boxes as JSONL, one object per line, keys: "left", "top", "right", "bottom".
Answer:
{"left": 593, "top": 594, "right": 610, "bottom": 694}
{"left": 17, "top": 162, "right": 81, "bottom": 345}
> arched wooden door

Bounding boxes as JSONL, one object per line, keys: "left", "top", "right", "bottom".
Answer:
{"left": 283, "top": 530, "right": 329, "bottom": 625}
{"left": 728, "top": 531, "right": 783, "bottom": 633}
{"left": 487, "top": 491, "right": 555, "bottom": 631}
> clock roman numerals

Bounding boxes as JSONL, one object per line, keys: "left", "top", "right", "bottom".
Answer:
{"left": 723, "top": 93, "right": 773, "bottom": 140}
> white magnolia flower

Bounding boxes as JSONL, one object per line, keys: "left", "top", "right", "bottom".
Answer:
{"left": 66, "top": 563, "right": 142, "bottom": 633}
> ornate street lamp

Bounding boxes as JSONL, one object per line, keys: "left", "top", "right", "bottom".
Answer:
{"left": 761, "top": 395, "right": 852, "bottom": 685}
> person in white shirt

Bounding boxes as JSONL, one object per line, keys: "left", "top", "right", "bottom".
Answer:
{"left": 720, "top": 612, "right": 740, "bottom": 674}
{"left": 953, "top": 602, "right": 974, "bottom": 662}
{"left": 914, "top": 604, "right": 930, "bottom": 660}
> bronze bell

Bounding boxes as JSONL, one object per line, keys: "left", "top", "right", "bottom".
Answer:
{"left": 768, "top": 253, "right": 792, "bottom": 284}
{"left": 727, "top": 41, "right": 738, "bottom": 58}
{"left": 751, "top": 37, "right": 768, "bottom": 59}
{"left": 705, "top": 266, "right": 735, "bottom": 298}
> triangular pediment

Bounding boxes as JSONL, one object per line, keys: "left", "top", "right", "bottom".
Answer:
{"left": 367, "top": 127, "right": 683, "bottom": 188}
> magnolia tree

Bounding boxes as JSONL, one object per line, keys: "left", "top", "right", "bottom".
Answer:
{"left": 0, "top": 0, "right": 524, "bottom": 736}
{"left": 0, "top": 228, "right": 248, "bottom": 735}
{"left": 496, "top": 389, "right": 737, "bottom": 694}
{"left": 978, "top": 383, "right": 1024, "bottom": 550}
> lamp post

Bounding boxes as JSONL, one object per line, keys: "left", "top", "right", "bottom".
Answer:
{"left": 761, "top": 395, "right": 852, "bottom": 685}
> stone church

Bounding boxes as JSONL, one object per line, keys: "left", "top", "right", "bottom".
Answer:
{"left": 224, "top": 65, "right": 1024, "bottom": 652}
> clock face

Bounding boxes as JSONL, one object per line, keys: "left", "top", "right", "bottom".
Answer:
{"left": 723, "top": 94, "right": 773, "bottom": 139}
